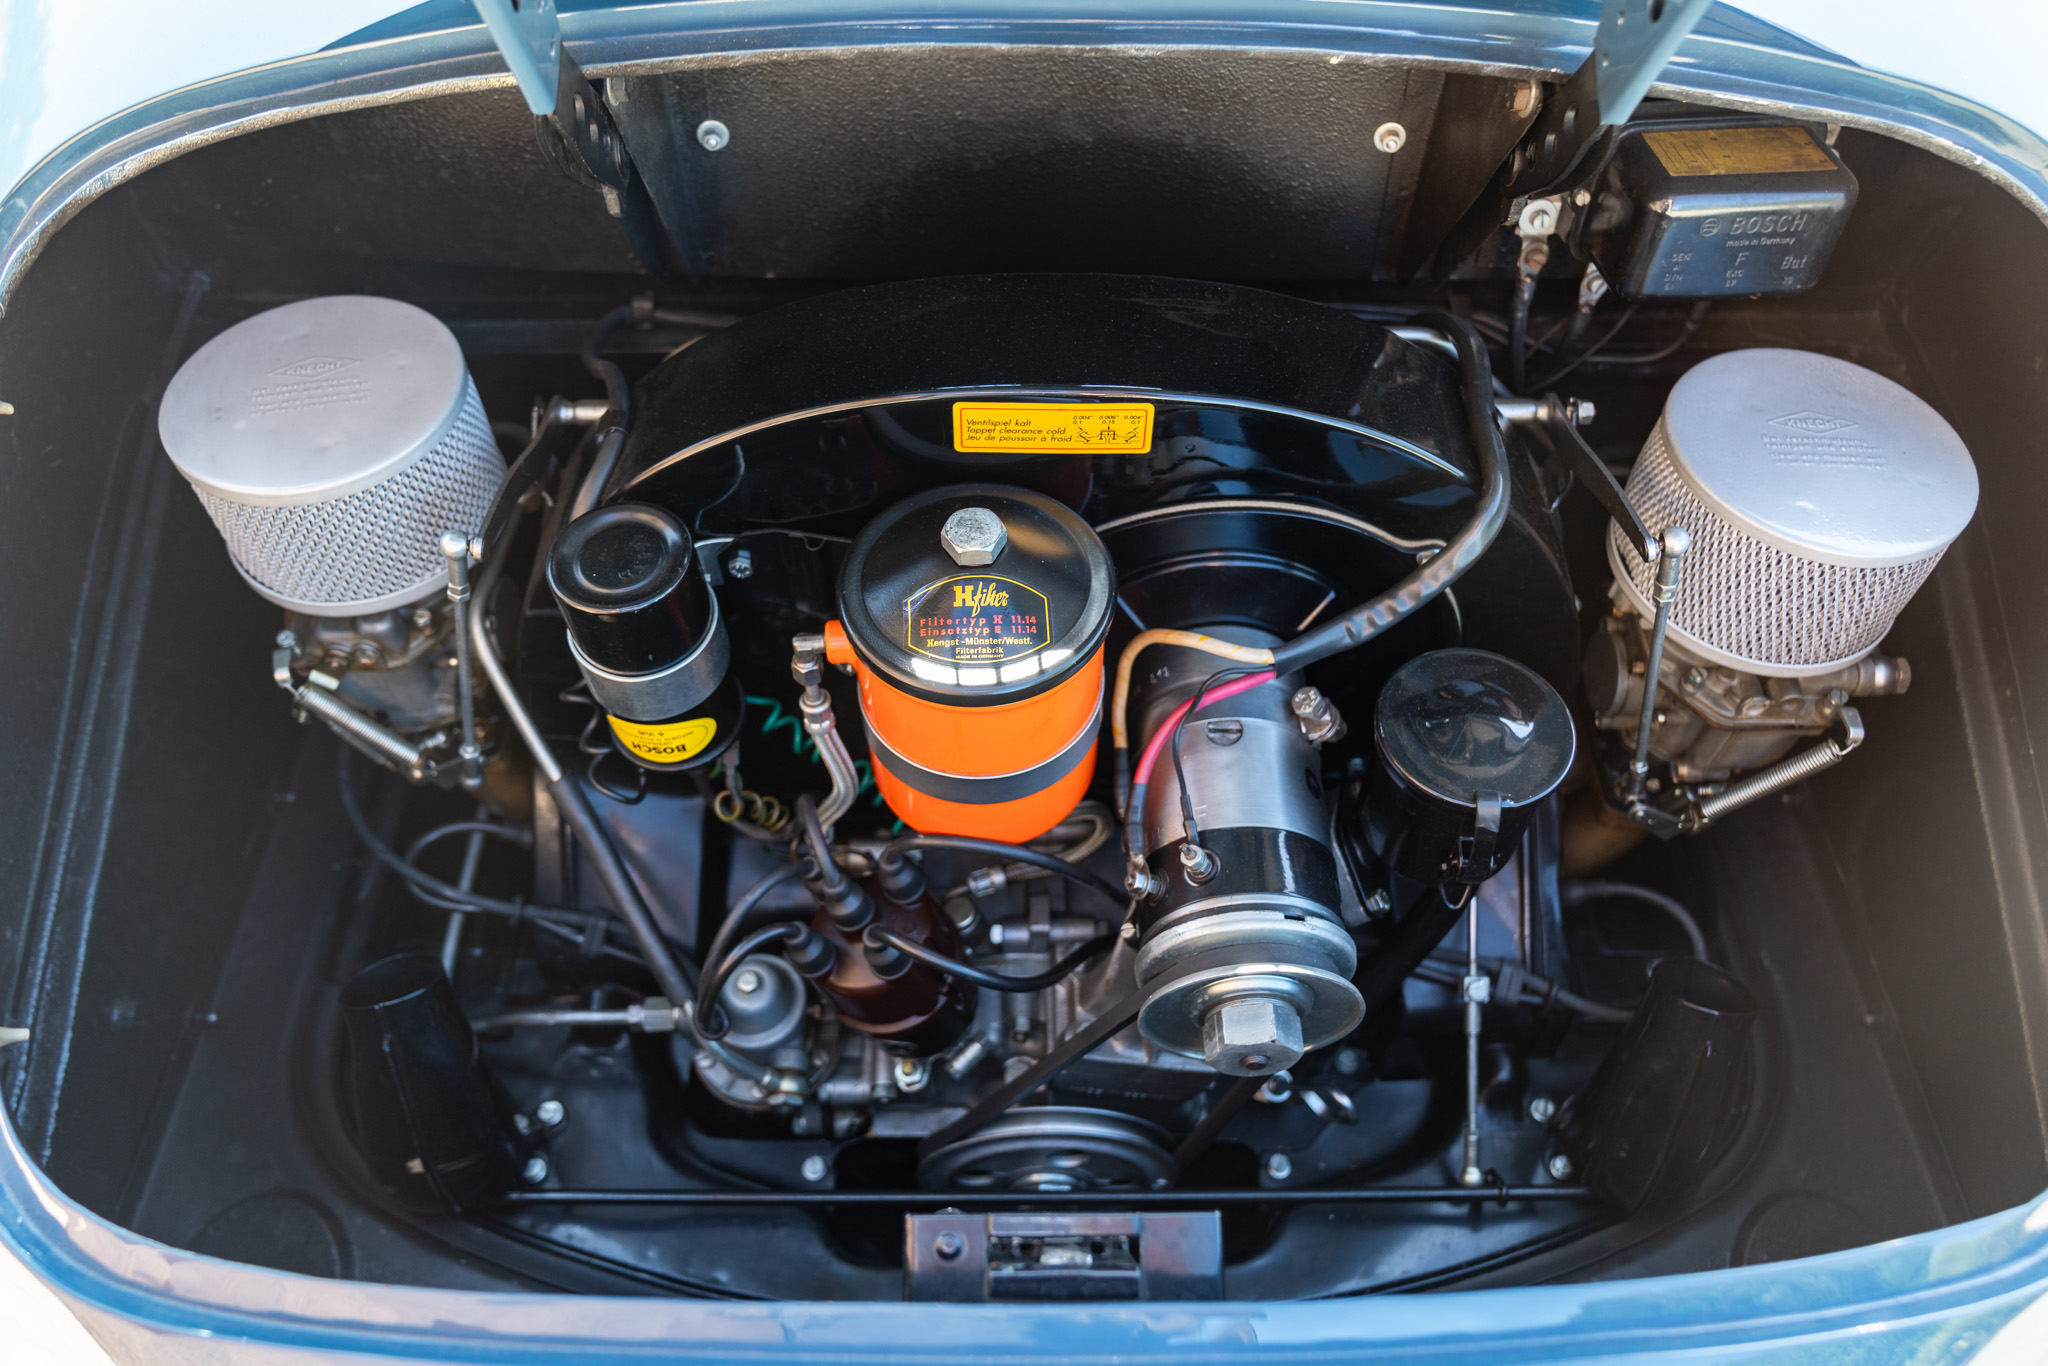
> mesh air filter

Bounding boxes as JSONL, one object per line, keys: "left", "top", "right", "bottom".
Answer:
{"left": 1608, "top": 348, "right": 1977, "bottom": 677}
{"left": 158, "top": 296, "right": 503, "bottom": 616}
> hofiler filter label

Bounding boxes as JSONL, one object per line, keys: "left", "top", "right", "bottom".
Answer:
{"left": 908, "top": 575, "right": 1050, "bottom": 664}
{"left": 952, "top": 401, "right": 1154, "bottom": 453}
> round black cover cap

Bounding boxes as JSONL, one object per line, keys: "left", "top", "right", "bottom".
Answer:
{"left": 1374, "top": 648, "right": 1574, "bottom": 810}
{"left": 547, "top": 502, "right": 710, "bottom": 674}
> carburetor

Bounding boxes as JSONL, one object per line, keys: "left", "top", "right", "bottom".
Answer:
{"left": 158, "top": 295, "right": 508, "bottom": 777}
{"left": 1589, "top": 349, "right": 1975, "bottom": 794}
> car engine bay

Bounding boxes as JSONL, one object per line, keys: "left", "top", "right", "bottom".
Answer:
{"left": 2, "top": 34, "right": 2043, "bottom": 1303}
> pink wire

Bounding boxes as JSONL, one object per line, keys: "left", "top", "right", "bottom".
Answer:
{"left": 1129, "top": 670, "right": 1277, "bottom": 791}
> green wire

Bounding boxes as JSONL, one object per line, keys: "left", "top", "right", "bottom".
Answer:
{"left": 742, "top": 693, "right": 879, "bottom": 804}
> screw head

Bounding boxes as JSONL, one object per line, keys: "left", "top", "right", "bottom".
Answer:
{"left": 933, "top": 1230, "right": 966, "bottom": 1261}
{"left": 800, "top": 1154, "right": 829, "bottom": 1183}
{"left": 734, "top": 969, "right": 762, "bottom": 996}
{"left": 411, "top": 606, "right": 435, "bottom": 630}
{"left": 535, "top": 1098, "right": 566, "bottom": 1127}
{"left": 696, "top": 119, "right": 730, "bottom": 151}
{"left": 1527, "top": 1095, "right": 1557, "bottom": 1125}
{"left": 1548, "top": 1152, "right": 1575, "bottom": 1181}
{"left": 1265, "top": 1152, "right": 1294, "bottom": 1181}
{"left": 1373, "top": 121, "right": 1407, "bottom": 153}
{"left": 940, "top": 506, "right": 1007, "bottom": 566}
{"left": 521, "top": 1155, "right": 550, "bottom": 1185}
{"left": 727, "top": 548, "right": 754, "bottom": 579}
{"left": 275, "top": 629, "right": 298, "bottom": 651}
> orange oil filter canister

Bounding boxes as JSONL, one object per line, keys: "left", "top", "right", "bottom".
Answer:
{"left": 825, "top": 485, "right": 1114, "bottom": 842}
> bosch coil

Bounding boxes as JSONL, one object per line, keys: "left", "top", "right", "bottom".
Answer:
{"left": 547, "top": 502, "right": 740, "bottom": 771}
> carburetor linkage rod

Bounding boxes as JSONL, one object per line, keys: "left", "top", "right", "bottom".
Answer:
{"left": 442, "top": 530, "right": 485, "bottom": 791}
{"left": 1626, "top": 525, "right": 1691, "bottom": 816}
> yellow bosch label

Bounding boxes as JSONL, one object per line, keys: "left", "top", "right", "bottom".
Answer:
{"left": 1642, "top": 125, "right": 1835, "bottom": 178}
{"left": 608, "top": 715, "right": 718, "bottom": 765}
{"left": 952, "top": 401, "right": 1155, "bottom": 454}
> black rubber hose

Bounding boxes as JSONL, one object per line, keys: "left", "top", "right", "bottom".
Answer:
{"left": 1563, "top": 879, "right": 1709, "bottom": 961}
{"left": 1508, "top": 272, "right": 1537, "bottom": 393}
{"left": 581, "top": 305, "right": 634, "bottom": 418}
{"left": 404, "top": 821, "right": 531, "bottom": 865}
{"left": 1269, "top": 311, "right": 1511, "bottom": 674}
{"left": 882, "top": 833, "right": 1127, "bottom": 908}
{"left": 696, "top": 922, "right": 812, "bottom": 1040}
{"left": 336, "top": 747, "right": 597, "bottom": 933}
{"left": 865, "top": 927, "right": 1116, "bottom": 993}
{"left": 699, "top": 861, "right": 815, "bottom": 989}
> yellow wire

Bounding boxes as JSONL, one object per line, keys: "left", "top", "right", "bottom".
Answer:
{"left": 1110, "top": 629, "right": 1276, "bottom": 749}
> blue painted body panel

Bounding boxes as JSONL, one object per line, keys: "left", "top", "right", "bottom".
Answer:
{"left": 4, "top": 2, "right": 2048, "bottom": 1359}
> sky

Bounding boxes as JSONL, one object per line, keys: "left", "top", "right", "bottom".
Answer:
{"left": 1732, "top": 0, "right": 2048, "bottom": 140}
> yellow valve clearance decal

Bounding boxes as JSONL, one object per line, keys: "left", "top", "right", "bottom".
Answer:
{"left": 952, "top": 401, "right": 1155, "bottom": 454}
{"left": 608, "top": 715, "right": 718, "bottom": 765}
{"left": 1642, "top": 125, "right": 1835, "bottom": 178}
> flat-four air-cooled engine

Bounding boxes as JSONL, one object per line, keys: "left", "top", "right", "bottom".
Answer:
{"left": 153, "top": 272, "right": 1978, "bottom": 1292}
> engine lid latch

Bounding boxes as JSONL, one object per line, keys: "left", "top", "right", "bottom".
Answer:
{"left": 904, "top": 1212, "right": 1222, "bottom": 1302}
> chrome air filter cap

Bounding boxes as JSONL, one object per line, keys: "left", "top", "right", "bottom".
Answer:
{"left": 159, "top": 295, "right": 503, "bottom": 616}
{"left": 1609, "top": 348, "right": 1977, "bottom": 676}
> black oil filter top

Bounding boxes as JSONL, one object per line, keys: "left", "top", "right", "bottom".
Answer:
{"left": 836, "top": 484, "right": 1113, "bottom": 706}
